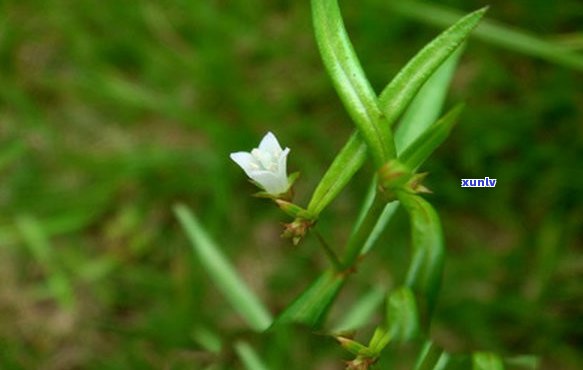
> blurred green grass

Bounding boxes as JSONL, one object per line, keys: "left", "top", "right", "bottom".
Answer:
{"left": 1, "top": 0, "right": 582, "bottom": 369}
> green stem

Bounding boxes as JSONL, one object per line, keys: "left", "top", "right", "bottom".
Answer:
{"left": 314, "top": 229, "right": 343, "bottom": 272}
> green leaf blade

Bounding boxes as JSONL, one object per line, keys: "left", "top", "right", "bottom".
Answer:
{"left": 360, "top": 200, "right": 400, "bottom": 256}
{"left": 312, "top": 0, "right": 394, "bottom": 166}
{"left": 386, "top": 286, "right": 420, "bottom": 342}
{"left": 399, "top": 103, "right": 464, "bottom": 171}
{"left": 271, "top": 269, "right": 346, "bottom": 328}
{"left": 395, "top": 47, "right": 464, "bottom": 153}
{"left": 174, "top": 204, "right": 273, "bottom": 331}
{"left": 398, "top": 193, "right": 445, "bottom": 320}
{"left": 379, "top": 7, "right": 487, "bottom": 128}
{"left": 306, "top": 132, "right": 367, "bottom": 218}
{"left": 16, "top": 215, "right": 75, "bottom": 310}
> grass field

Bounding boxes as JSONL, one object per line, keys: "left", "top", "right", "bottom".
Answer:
{"left": 1, "top": 0, "right": 582, "bottom": 369}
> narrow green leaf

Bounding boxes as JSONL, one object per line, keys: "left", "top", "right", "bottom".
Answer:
{"left": 345, "top": 178, "right": 399, "bottom": 257}
{"left": 386, "top": 287, "right": 419, "bottom": 342}
{"left": 351, "top": 178, "right": 378, "bottom": 235}
{"left": 332, "top": 285, "right": 386, "bottom": 333}
{"left": 379, "top": 7, "right": 486, "bottom": 127}
{"left": 235, "top": 341, "right": 270, "bottom": 370}
{"left": 341, "top": 194, "right": 388, "bottom": 268}
{"left": 414, "top": 341, "right": 447, "bottom": 370}
{"left": 389, "top": 0, "right": 583, "bottom": 72}
{"left": 395, "top": 47, "right": 463, "bottom": 154}
{"left": 398, "top": 193, "right": 444, "bottom": 320}
{"left": 16, "top": 215, "right": 75, "bottom": 310}
{"left": 174, "top": 204, "right": 272, "bottom": 331}
{"left": 312, "top": 0, "right": 394, "bottom": 166}
{"left": 399, "top": 103, "right": 464, "bottom": 171}
{"left": 193, "top": 327, "right": 222, "bottom": 354}
{"left": 367, "top": 326, "right": 392, "bottom": 354}
{"left": 272, "top": 269, "right": 345, "bottom": 328}
{"left": 360, "top": 201, "right": 399, "bottom": 255}
{"left": 473, "top": 352, "right": 505, "bottom": 370}
{"left": 306, "top": 133, "right": 367, "bottom": 217}
{"left": 337, "top": 336, "right": 375, "bottom": 357}
{"left": 340, "top": 177, "right": 399, "bottom": 257}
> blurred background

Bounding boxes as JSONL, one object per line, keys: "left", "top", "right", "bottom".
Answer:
{"left": 1, "top": 0, "right": 582, "bottom": 369}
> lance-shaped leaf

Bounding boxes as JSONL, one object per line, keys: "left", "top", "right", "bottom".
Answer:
{"left": 346, "top": 178, "right": 398, "bottom": 257}
{"left": 367, "top": 326, "right": 392, "bottom": 355}
{"left": 360, "top": 201, "right": 399, "bottom": 255}
{"left": 271, "top": 269, "right": 346, "bottom": 328}
{"left": 399, "top": 103, "right": 464, "bottom": 171}
{"left": 395, "top": 47, "right": 463, "bottom": 154}
{"left": 306, "top": 132, "right": 367, "bottom": 218}
{"left": 398, "top": 192, "right": 444, "bottom": 322}
{"left": 386, "top": 286, "right": 420, "bottom": 342}
{"left": 174, "top": 204, "right": 273, "bottom": 331}
{"left": 337, "top": 336, "right": 375, "bottom": 357}
{"left": 312, "top": 0, "right": 394, "bottom": 166}
{"left": 379, "top": 7, "right": 487, "bottom": 127}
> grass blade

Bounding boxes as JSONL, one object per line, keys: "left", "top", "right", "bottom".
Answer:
{"left": 312, "top": 0, "right": 394, "bottom": 166}
{"left": 235, "top": 341, "right": 270, "bottom": 370}
{"left": 174, "top": 204, "right": 272, "bottom": 331}
{"left": 193, "top": 327, "right": 222, "bottom": 354}
{"left": 16, "top": 215, "right": 75, "bottom": 310}
{"left": 379, "top": 7, "right": 486, "bottom": 127}
{"left": 389, "top": 0, "right": 583, "bottom": 72}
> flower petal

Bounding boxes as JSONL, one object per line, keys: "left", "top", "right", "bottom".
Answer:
{"left": 258, "top": 132, "right": 283, "bottom": 156}
{"left": 277, "top": 147, "right": 290, "bottom": 180}
{"left": 230, "top": 152, "right": 259, "bottom": 178}
{"left": 251, "top": 170, "right": 289, "bottom": 195}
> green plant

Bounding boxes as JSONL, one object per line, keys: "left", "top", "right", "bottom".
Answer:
{"left": 176, "top": 1, "right": 540, "bottom": 369}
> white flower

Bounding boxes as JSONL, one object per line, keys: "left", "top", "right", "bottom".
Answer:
{"left": 230, "top": 132, "right": 291, "bottom": 195}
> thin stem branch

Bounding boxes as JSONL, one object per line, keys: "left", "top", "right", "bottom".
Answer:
{"left": 313, "top": 229, "right": 343, "bottom": 272}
